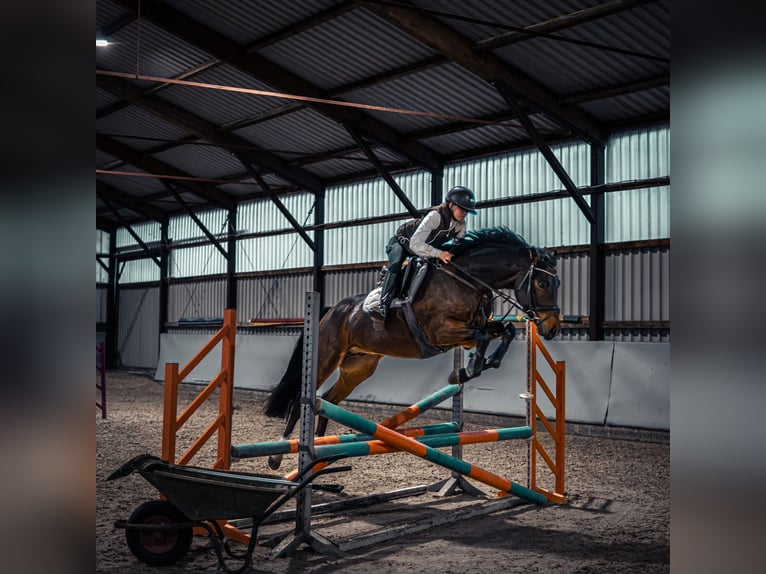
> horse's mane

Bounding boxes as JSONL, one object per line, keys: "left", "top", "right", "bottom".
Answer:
{"left": 448, "top": 226, "right": 556, "bottom": 269}
{"left": 449, "top": 226, "right": 531, "bottom": 256}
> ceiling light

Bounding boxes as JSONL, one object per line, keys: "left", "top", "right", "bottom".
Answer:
{"left": 96, "top": 28, "right": 109, "bottom": 47}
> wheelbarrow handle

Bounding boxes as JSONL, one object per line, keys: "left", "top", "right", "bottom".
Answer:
{"left": 251, "top": 464, "right": 351, "bottom": 528}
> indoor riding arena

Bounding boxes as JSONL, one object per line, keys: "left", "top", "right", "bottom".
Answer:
{"left": 97, "top": 2, "right": 670, "bottom": 572}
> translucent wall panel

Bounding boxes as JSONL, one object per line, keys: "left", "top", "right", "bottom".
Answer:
{"left": 169, "top": 208, "right": 228, "bottom": 242}
{"left": 237, "top": 234, "right": 314, "bottom": 272}
{"left": 237, "top": 193, "right": 315, "bottom": 271}
{"left": 171, "top": 245, "right": 228, "bottom": 278}
{"left": 605, "top": 125, "right": 670, "bottom": 242}
{"left": 239, "top": 193, "right": 315, "bottom": 233}
{"left": 325, "top": 172, "right": 433, "bottom": 223}
{"left": 324, "top": 221, "right": 398, "bottom": 266}
{"left": 118, "top": 258, "right": 160, "bottom": 284}
{"left": 445, "top": 142, "right": 592, "bottom": 248}
{"left": 116, "top": 221, "right": 161, "bottom": 248}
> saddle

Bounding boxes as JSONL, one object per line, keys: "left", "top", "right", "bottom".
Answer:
{"left": 389, "top": 258, "right": 445, "bottom": 358}
{"left": 390, "top": 257, "right": 430, "bottom": 308}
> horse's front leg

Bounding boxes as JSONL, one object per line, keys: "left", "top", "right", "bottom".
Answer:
{"left": 482, "top": 321, "right": 516, "bottom": 370}
{"left": 465, "top": 330, "right": 490, "bottom": 379}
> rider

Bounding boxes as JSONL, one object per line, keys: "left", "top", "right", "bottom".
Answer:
{"left": 375, "top": 186, "right": 478, "bottom": 320}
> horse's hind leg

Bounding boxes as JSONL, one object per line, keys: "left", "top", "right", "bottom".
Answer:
{"left": 318, "top": 353, "right": 383, "bottom": 436}
{"left": 267, "top": 345, "right": 346, "bottom": 470}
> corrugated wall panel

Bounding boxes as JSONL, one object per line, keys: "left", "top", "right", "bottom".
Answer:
{"left": 168, "top": 279, "right": 228, "bottom": 322}
{"left": 238, "top": 274, "right": 313, "bottom": 320}
{"left": 118, "top": 287, "right": 160, "bottom": 369}
{"left": 606, "top": 247, "right": 669, "bottom": 322}
{"left": 323, "top": 268, "right": 382, "bottom": 306}
{"left": 97, "top": 287, "right": 108, "bottom": 323}
{"left": 557, "top": 251, "right": 590, "bottom": 318}
{"left": 605, "top": 125, "right": 670, "bottom": 242}
{"left": 97, "top": 229, "right": 110, "bottom": 283}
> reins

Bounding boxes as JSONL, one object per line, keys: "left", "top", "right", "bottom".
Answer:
{"left": 434, "top": 258, "right": 559, "bottom": 319}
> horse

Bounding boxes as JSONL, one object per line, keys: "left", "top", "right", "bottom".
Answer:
{"left": 264, "top": 226, "right": 561, "bottom": 470}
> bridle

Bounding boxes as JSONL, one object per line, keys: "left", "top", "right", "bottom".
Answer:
{"left": 515, "top": 262, "right": 561, "bottom": 321}
{"left": 435, "top": 257, "right": 560, "bottom": 322}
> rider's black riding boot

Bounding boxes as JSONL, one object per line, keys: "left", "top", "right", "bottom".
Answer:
{"left": 378, "top": 268, "right": 399, "bottom": 320}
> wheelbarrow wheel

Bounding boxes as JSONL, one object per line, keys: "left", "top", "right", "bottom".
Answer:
{"left": 125, "top": 500, "right": 192, "bottom": 567}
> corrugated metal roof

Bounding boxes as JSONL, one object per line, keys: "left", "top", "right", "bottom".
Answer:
{"left": 97, "top": 0, "right": 669, "bottom": 230}
{"left": 157, "top": 64, "right": 286, "bottom": 126}
{"left": 164, "top": 0, "right": 343, "bottom": 46}
{"left": 343, "top": 62, "right": 508, "bottom": 133}
{"left": 99, "top": 164, "right": 166, "bottom": 197}
{"left": 232, "top": 107, "right": 357, "bottom": 156}
{"left": 97, "top": 20, "right": 214, "bottom": 84}
{"left": 97, "top": 106, "right": 190, "bottom": 150}
{"left": 259, "top": 7, "right": 439, "bottom": 90}
{"left": 153, "top": 143, "right": 245, "bottom": 179}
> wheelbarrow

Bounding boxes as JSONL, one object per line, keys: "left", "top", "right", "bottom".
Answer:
{"left": 108, "top": 453, "right": 351, "bottom": 573}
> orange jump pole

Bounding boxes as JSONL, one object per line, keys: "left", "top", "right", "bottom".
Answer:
{"left": 316, "top": 398, "right": 547, "bottom": 506}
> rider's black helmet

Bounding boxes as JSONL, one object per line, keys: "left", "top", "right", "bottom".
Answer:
{"left": 445, "top": 186, "right": 477, "bottom": 214}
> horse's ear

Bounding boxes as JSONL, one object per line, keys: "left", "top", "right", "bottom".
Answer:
{"left": 529, "top": 248, "right": 538, "bottom": 263}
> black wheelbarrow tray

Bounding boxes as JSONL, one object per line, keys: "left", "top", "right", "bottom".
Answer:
{"left": 108, "top": 453, "right": 350, "bottom": 573}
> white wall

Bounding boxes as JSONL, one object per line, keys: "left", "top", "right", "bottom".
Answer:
{"left": 154, "top": 333, "right": 669, "bottom": 431}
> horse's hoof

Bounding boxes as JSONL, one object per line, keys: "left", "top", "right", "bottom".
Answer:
{"left": 267, "top": 456, "right": 282, "bottom": 470}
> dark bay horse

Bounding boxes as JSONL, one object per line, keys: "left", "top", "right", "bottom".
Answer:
{"left": 264, "top": 227, "right": 561, "bottom": 469}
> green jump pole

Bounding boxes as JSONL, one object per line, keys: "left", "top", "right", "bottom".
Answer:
{"left": 317, "top": 399, "right": 547, "bottom": 505}
{"left": 313, "top": 426, "right": 532, "bottom": 459}
{"left": 231, "top": 422, "right": 459, "bottom": 458}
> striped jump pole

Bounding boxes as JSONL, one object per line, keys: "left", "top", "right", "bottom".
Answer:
{"left": 378, "top": 383, "right": 463, "bottom": 429}
{"left": 317, "top": 398, "right": 547, "bottom": 506}
{"left": 232, "top": 422, "right": 459, "bottom": 459}
{"left": 313, "top": 426, "right": 532, "bottom": 459}
{"left": 281, "top": 383, "right": 463, "bottom": 481}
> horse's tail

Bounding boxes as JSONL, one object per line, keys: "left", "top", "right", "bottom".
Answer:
{"left": 264, "top": 334, "right": 304, "bottom": 419}
{"left": 263, "top": 306, "right": 332, "bottom": 420}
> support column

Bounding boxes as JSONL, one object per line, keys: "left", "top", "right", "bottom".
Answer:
{"left": 106, "top": 230, "right": 119, "bottom": 369}
{"left": 312, "top": 189, "right": 325, "bottom": 308}
{"left": 431, "top": 168, "right": 444, "bottom": 207}
{"left": 226, "top": 206, "right": 237, "bottom": 310}
{"left": 589, "top": 145, "right": 606, "bottom": 340}
{"left": 159, "top": 220, "right": 169, "bottom": 336}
